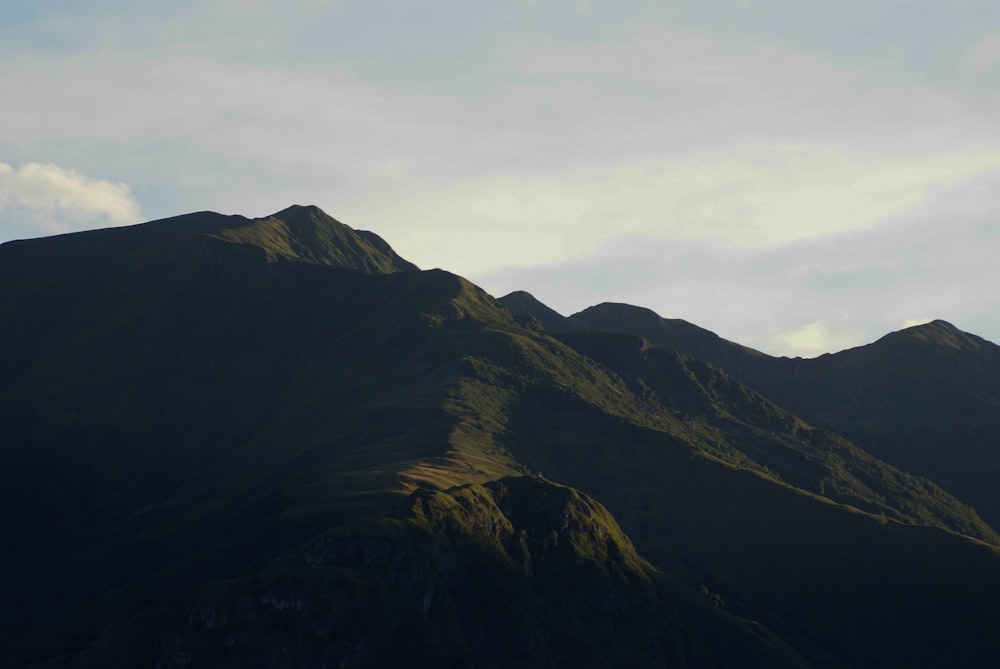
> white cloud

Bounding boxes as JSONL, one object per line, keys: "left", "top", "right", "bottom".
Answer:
{"left": 0, "top": 162, "right": 142, "bottom": 233}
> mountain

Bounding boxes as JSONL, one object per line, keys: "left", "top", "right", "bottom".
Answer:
{"left": 503, "top": 295, "right": 1000, "bottom": 533}
{"left": 569, "top": 302, "right": 766, "bottom": 367}
{"left": 0, "top": 204, "right": 417, "bottom": 282}
{"left": 495, "top": 290, "right": 583, "bottom": 333}
{"left": 5, "top": 209, "right": 1000, "bottom": 668}
{"left": 748, "top": 319, "right": 1000, "bottom": 530}
{"left": 494, "top": 295, "right": 762, "bottom": 369}
{"left": 546, "top": 329, "right": 998, "bottom": 543}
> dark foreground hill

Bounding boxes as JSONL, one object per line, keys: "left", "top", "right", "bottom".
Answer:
{"left": 4, "top": 207, "right": 1000, "bottom": 668}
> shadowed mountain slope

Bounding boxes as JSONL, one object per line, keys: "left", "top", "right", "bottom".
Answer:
{"left": 6, "top": 211, "right": 1000, "bottom": 668}
{"left": 501, "top": 295, "right": 1000, "bottom": 531}
{"left": 747, "top": 319, "right": 1000, "bottom": 529}
{"left": 548, "top": 330, "right": 998, "bottom": 544}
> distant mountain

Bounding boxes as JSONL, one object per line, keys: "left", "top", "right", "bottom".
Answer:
{"left": 496, "top": 295, "right": 766, "bottom": 369}
{"left": 5, "top": 209, "right": 1000, "bottom": 668}
{"left": 495, "top": 290, "right": 583, "bottom": 333}
{"left": 570, "top": 302, "right": 765, "bottom": 362}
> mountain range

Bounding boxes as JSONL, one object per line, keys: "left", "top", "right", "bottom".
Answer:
{"left": 3, "top": 205, "right": 1000, "bottom": 668}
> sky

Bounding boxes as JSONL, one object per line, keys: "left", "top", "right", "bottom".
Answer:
{"left": 2, "top": 1, "right": 999, "bottom": 357}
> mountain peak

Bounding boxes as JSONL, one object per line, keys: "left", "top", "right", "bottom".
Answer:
{"left": 501, "top": 289, "right": 536, "bottom": 301}
{"left": 497, "top": 291, "right": 582, "bottom": 332}
{"left": 878, "top": 319, "right": 993, "bottom": 354}
{"left": 272, "top": 203, "right": 326, "bottom": 215}
{"left": 574, "top": 302, "right": 658, "bottom": 318}
{"left": 571, "top": 302, "right": 711, "bottom": 345}
{"left": 238, "top": 204, "right": 417, "bottom": 273}
{"left": 905, "top": 319, "right": 963, "bottom": 344}
{"left": 266, "top": 204, "right": 337, "bottom": 225}
{"left": 565, "top": 301, "right": 768, "bottom": 371}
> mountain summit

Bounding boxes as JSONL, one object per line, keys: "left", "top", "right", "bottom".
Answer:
{"left": 0, "top": 204, "right": 417, "bottom": 283}
{"left": 873, "top": 318, "right": 997, "bottom": 357}
{"left": 245, "top": 204, "right": 418, "bottom": 272}
{"left": 496, "top": 290, "right": 583, "bottom": 332}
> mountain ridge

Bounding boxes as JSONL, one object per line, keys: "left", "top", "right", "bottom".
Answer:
{"left": 500, "top": 290, "right": 1000, "bottom": 531}
{"left": 499, "top": 291, "right": 997, "bottom": 360}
